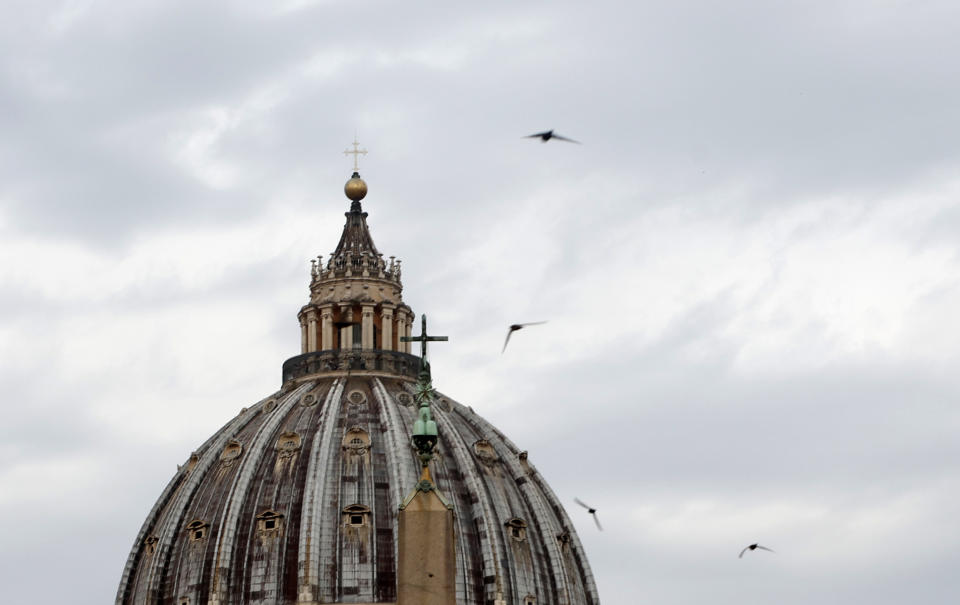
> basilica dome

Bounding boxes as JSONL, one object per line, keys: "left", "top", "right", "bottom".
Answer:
{"left": 116, "top": 169, "right": 599, "bottom": 605}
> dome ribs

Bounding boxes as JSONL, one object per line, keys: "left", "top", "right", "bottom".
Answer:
{"left": 206, "top": 382, "right": 314, "bottom": 604}
{"left": 526, "top": 471, "right": 601, "bottom": 605}
{"left": 370, "top": 377, "right": 417, "bottom": 601}
{"left": 433, "top": 401, "right": 509, "bottom": 605}
{"left": 296, "top": 378, "right": 346, "bottom": 603}
{"left": 122, "top": 393, "right": 272, "bottom": 605}
{"left": 337, "top": 380, "right": 379, "bottom": 601}
{"left": 448, "top": 399, "right": 588, "bottom": 605}
{"left": 424, "top": 397, "right": 483, "bottom": 603}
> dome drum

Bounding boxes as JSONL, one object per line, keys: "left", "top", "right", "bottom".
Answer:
{"left": 281, "top": 349, "right": 422, "bottom": 382}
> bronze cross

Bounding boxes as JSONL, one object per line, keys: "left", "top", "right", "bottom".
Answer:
{"left": 343, "top": 136, "right": 368, "bottom": 172}
{"left": 401, "top": 314, "right": 448, "bottom": 361}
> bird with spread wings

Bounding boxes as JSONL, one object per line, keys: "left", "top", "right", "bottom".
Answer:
{"left": 524, "top": 130, "right": 581, "bottom": 144}
{"left": 574, "top": 498, "right": 603, "bottom": 531}
{"left": 502, "top": 321, "right": 548, "bottom": 353}
{"left": 739, "top": 543, "right": 775, "bottom": 558}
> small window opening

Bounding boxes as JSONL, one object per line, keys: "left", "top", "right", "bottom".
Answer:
{"left": 505, "top": 517, "right": 528, "bottom": 542}
{"left": 342, "top": 504, "right": 371, "bottom": 527}
{"left": 186, "top": 520, "right": 208, "bottom": 542}
{"left": 264, "top": 519, "right": 275, "bottom": 530}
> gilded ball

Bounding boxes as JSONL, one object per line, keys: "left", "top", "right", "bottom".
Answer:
{"left": 344, "top": 175, "right": 367, "bottom": 201}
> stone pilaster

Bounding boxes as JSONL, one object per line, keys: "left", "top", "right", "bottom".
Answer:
{"left": 320, "top": 306, "right": 333, "bottom": 350}
{"left": 342, "top": 308, "right": 354, "bottom": 350}
{"left": 396, "top": 314, "right": 407, "bottom": 353}
{"left": 306, "top": 309, "right": 318, "bottom": 352}
{"left": 361, "top": 304, "right": 375, "bottom": 349}
{"left": 381, "top": 305, "right": 394, "bottom": 351}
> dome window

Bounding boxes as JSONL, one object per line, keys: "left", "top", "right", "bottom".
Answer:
{"left": 505, "top": 518, "right": 527, "bottom": 542}
{"left": 186, "top": 520, "right": 209, "bottom": 542}
{"left": 524, "top": 596, "right": 536, "bottom": 605}
{"left": 144, "top": 535, "right": 159, "bottom": 556}
{"left": 256, "top": 510, "right": 284, "bottom": 539}
{"left": 301, "top": 392, "right": 317, "bottom": 407}
{"left": 263, "top": 398, "right": 278, "bottom": 413}
{"left": 396, "top": 391, "right": 413, "bottom": 406}
{"left": 275, "top": 432, "right": 302, "bottom": 459}
{"left": 342, "top": 427, "right": 371, "bottom": 455}
{"left": 219, "top": 440, "right": 243, "bottom": 467}
{"left": 473, "top": 439, "right": 499, "bottom": 464}
{"left": 342, "top": 504, "right": 371, "bottom": 527}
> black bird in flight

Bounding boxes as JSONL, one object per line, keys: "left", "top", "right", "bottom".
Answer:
{"left": 502, "top": 321, "right": 547, "bottom": 353}
{"left": 739, "top": 543, "right": 775, "bottom": 558}
{"left": 574, "top": 498, "right": 602, "bottom": 531}
{"left": 524, "top": 130, "right": 580, "bottom": 144}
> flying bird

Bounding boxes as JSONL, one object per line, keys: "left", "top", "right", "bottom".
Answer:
{"left": 739, "top": 543, "right": 775, "bottom": 558}
{"left": 502, "top": 321, "right": 547, "bottom": 353}
{"left": 574, "top": 498, "right": 602, "bottom": 531}
{"left": 524, "top": 130, "right": 580, "bottom": 144}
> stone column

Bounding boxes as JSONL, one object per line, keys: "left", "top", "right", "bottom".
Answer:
{"left": 361, "top": 304, "right": 375, "bottom": 349}
{"left": 342, "top": 308, "right": 354, "bottom": 350}
{"left": 381, "top": 306, "right": 394, "bottom": 351}
{"left": 320, "top": 306, "right": 333, "bottom": 350}
{"left": 306, "top": 308, "right": 318, "bottom": 352}
{"left": 396, "top": 314, "right": 407, "bottom": 353}
{"left": 300, "top": 317, "right": 308, "bottom": 354}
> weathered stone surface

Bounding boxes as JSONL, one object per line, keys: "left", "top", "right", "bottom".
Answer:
{"left": 116, "top": 373, "right": 599, "bottom": 605}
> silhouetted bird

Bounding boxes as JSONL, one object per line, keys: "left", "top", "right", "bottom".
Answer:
{"left": 524, "top": 130, "right": 580, "bottom": 144}
{"left": 739, "top": 543, "right": 775, "bottom": 558}
{"left": 574, "top": 498, "right": 602, "bottom": 531}
{"left": 502, "top": 321, "right": 547, "bottom": 353}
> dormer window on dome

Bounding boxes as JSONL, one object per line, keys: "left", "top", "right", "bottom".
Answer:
{"left": 342, "top": 504, "right": 371, "bottom": 527}
{"left": 505, "top": 517, "right": 528, "bottom": 542}
{"left": 186, "top": 520, "right": 209, "bottom": 542}
{"left": 256, "top": 510, "right": 284, "bottom": 539}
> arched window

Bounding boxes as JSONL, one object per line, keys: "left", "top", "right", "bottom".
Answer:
{"left": 505, "top": 517, "right": 527, "bottom": 542}
{"left": 342, "top": 427, "right": 371, "bottom": 455}
{"left": 219, "top": 440, "right": 243, "bottom": 467}
{"left": 186, "top": 520, "right": 209, "bottom": 542}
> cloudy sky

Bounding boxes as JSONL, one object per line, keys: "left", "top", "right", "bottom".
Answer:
{"left": 3, "top": 1, "right": 960, "bottom": 603}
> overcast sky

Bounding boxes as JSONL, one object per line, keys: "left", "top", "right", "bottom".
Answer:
{"left": 2, "top": 1, "right": 960, "bottom": 603}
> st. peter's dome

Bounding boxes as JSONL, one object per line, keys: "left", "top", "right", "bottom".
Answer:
{"left": 116, "top": 167, "right": 599, "bottom": 605}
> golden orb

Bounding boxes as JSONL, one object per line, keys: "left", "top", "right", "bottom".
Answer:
{"left": 344, "top": 172, "right": 367, "bottom": 202}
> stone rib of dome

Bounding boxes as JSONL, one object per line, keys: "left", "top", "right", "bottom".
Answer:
{"left": 117, "top": 375, "right": 599, "bottom": 605}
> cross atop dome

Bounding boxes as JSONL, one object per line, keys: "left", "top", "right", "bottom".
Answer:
{"left": 343, "top": 136, "right": 367, "bottom": 173}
